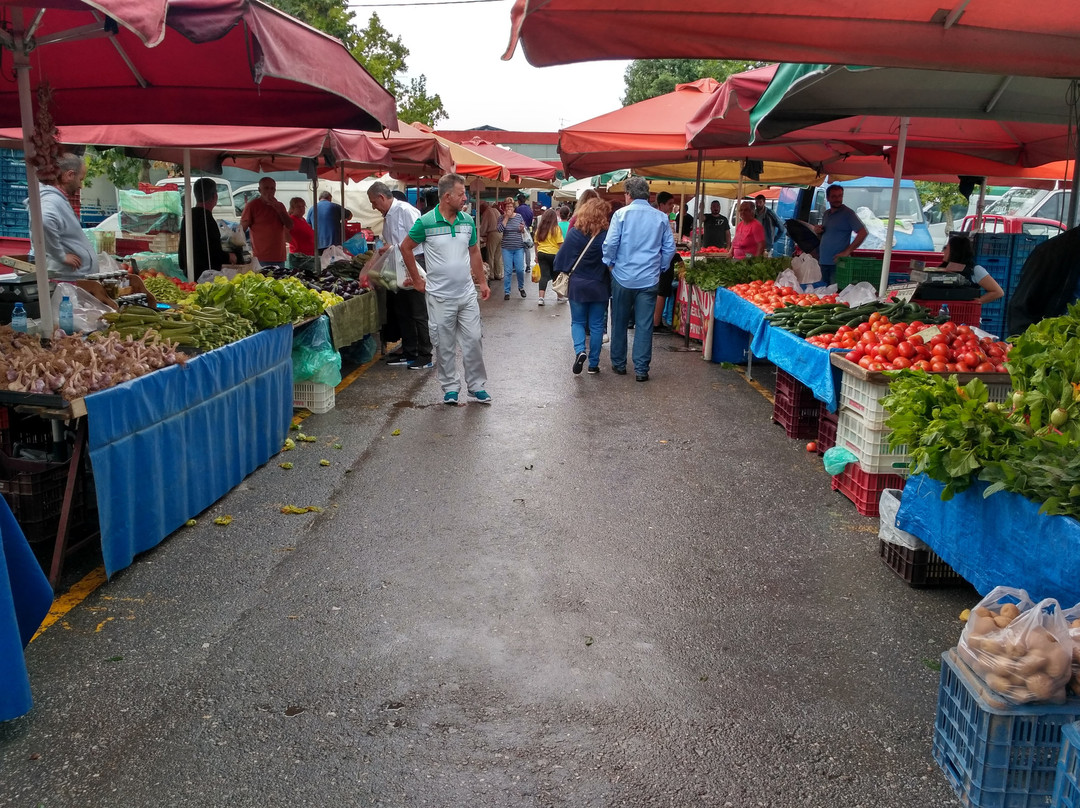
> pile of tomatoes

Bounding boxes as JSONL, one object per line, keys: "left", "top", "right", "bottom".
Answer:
{"left": 822, "top": 314, "right": 1010, "bottom": 373}
{"left": 730, "top": 279, "right": 840, "bottom": 314}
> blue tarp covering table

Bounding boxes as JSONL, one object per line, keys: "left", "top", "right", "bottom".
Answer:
{"left": 0, "top": 496, "right": 53, "bottom": 722}
{"left": 897, "top": 474, "right": 1080, "bottom": 604}
{"left": 84, "top": 325, "right": 293, "bottom": 578}
{"left": 713, "top": 288, "right": 770, "bottom": 357}
{"left": 765, "top": 326, "right": 844, "bottom": 413}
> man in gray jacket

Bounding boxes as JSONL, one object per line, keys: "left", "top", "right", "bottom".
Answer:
{"left": 32, "top": 153, "right": 96, "bottom": 275}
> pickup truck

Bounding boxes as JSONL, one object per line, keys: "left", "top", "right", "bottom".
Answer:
{"left": 958, "top": 214, "right": 1065, "bottom": 239}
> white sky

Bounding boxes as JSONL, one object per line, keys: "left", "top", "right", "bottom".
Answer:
{"left": 360, "top": 0, "right": 630, "bottom": 131}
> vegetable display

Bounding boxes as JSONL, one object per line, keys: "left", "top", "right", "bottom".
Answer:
{"left": 730, "top": 279, "right": 839, "bottom": 313}
{"left": 262, "top": 262, "right": 365, "bottom": 301}
{"left": 773, "top": 301, "right": 939, "bottom": 340}
{"left": 842, "top": 319, "right": 1010, "bottom": 373}
{"left": 682, "top": 256, "right": 790, "bottom": 291}
{"left": 187, "top": 274, "right": 327, "bottom": 329}
{"left": 1, "top": 326, "right": 184, "bottom": 400}
{"left": 101, "top": 305, "right": 257, "bottom": 351}
{"left": 1003, "top": 302, "right": 1080, "bottom": 440}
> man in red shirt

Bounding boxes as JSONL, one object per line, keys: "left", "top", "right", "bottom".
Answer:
{"left": 240, "top": 177, "right": 292, "bottom": 266}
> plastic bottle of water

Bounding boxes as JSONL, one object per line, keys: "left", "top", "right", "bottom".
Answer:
{"left": 940, "top": 303, "right": 951, "bottom": 322}
{"left": 10, "top": 302, "right": 27, "bottom": 333}
{"left": 59, "top": 295, "right": 74, "bottom": 335}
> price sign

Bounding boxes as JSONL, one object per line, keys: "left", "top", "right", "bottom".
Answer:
{"left": 914, "top": 325, "right": 941, "bottom": 341}
{"left": 886, "top": 282, "right": 920, "bottom": 303}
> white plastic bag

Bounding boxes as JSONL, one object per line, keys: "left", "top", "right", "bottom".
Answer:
{"left": 97, "top": 253, "right": 124, "bottom": 274}
{"left": 775, "top": 268, "right": 806, "bottom": 294}
{"left": 789, "top": 253, "right": 821, "bottom": 285}
{"left": 838, "top": 281, "right": 879, "bottom": 307}
{"left": 51, "top": 282, "right": 115, "bottom": 333}
{"left": 320, "top": 245, "right": 350, "bottom": 269}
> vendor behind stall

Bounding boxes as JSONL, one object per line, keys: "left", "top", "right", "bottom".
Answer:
{"left": 30, "top": 152, "right": 96, "bottom": 276}
{"left": 179, "top": 178, "right": 237, "bottom": 274}
{"left": 938, "top": 234, "right": 1004, "bottom": 304}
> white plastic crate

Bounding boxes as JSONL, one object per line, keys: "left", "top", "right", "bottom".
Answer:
{"left": 836, "top": 408, "right": 910, "bottom": 475}
{"left": 839, "top": 371, "right": 1014, "bottom": 430}
{"left": 878, "top": 488, "right": 928, "bottom": 551}
{"left": 293, "top": 382, "right": 335, "bottom": 414}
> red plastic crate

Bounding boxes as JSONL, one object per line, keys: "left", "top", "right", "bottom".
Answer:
{"left": 830, "top": 462, "right": 906, "bottom": 517}
{"left": 915, "top": 299, "right": 983, "bottom": 326}
{"left": 817, "top": 404, "right": 838, "bottom": 454}
{"left": 772, "top": 395, "right": 820, "bottom": 439}
{"left": 775, "top": 369, "right": 817, "bottom": 409}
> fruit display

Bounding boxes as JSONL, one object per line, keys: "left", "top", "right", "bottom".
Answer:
{"left": 187, "top": 274, "right": 326, "bottom": 329}
{"left": 0, "top": 326, "right": 184, "bottom": 400}
{"left": 772, "top": 300, "right": 939, "bottom": 340}
{"left": 730, "top": 279, "right": 839, "bottom": 313}
{"left": 682, "top": 256, "right": 790, "bottom": 291}
{"left": 101, "top": 305, "right": 257, "bottom": 351}
{"left": 840, "top": 319, "right": 1010, "bottom": 373}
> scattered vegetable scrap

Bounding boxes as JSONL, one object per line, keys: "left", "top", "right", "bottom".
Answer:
{"left": 279, "top": 462, "right": 294, "bottom": 470}
{"left": 213, "top": 516, "right": 233, "bottom": 526}
{"left": 280, "top": 505, "right": 323, "bottom": 514}
{"left": 319, "top": 459, "right": 331, "bottom": 466}
{"left": 391, "top": 429, "right": 401, "bottom": 436}
{"left": 296, "top": 434, "right": 317, "bottom": 443}
{"left": 333, "top": 443, "right": 343, "bottom": 450}
{"left": 185, "top": 519, "right": 197, "bottom": 527}
{"left": 282, "top": 438, "right": 295, "bottom": 451}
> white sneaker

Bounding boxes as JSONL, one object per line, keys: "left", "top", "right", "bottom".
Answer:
{"left": 538, "top": 298, "right": 545, "bottom": 307}
{"left": 602, "top": 333, "right": 610, "bottom": 344}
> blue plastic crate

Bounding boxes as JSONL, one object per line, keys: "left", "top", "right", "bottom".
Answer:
{"left": 975, "top": 232, "right": 1016, "bottom": 260}
{"left": 0, "top": 209, "right": 29, "bottom": 228}
{"left": 888, "top": 271, "right": 909, "bottom": 286}
{"left": 934, "top": 650, "right": 1080, "bottom": 808}
{"left": 1052, "top": 723, "right": 1080, "bottom": 808}
{"left": 1, "top": 184, "right": 27, "bottom": 205}
{"left": 1012, "top": 235, "right": 1047, "bottom": 271}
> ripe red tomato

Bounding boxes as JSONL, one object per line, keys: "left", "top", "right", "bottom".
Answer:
{"left": 975, "top": 362, "right": 996, "bottom": 373}
{"left": 960, "top": 352, "right": 979, "bottom": 368}
{"left": 867, "top": 361, "right": 885, "bottom": 372}
{"left": 931, "top": 343, "right": 950, "bottom": 357}
{"left": 896, "top": 341, "right": 917, "bottom": 359}
{"left": 912, "top": 360, "right": 933, "bottom": 372}
{"left": 877, "top": 344, "right": 898, "bottom": 362}
{"left": 806, "top": 442, "right": 818, "bottom": 452}
{"left": 891, "top": 357, "right": 912, "bottom": 369}
{"left": 930, "top": 360, "right": 947, "bottom": 372}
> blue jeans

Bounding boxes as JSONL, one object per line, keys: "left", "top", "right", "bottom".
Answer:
{"left": 610, "top": 278, "right": 658, "bottom": 374}
{"left": 502, "top": 248, "right": 525, "bottom": 294}
{"left": 570, "top": 300, "right": 608, "bottom": 369}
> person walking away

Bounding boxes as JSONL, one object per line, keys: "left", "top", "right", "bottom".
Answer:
{"left": 701, "top": 200, "right": 731, "bottom": 250}
{"left": 812, "top": 183, "right": 867, "bottom": 287}
{"left": 515, "top": 193, "right": 534, "bottom": 228}
{"left": 498, "top": 198, "right": 527, "bottom": 300}
{"left": 368, "top": 181, "right": 432, "bottom": 370}
{"left": 240, "top": 177, "right": 292, "bottom": 268}
{"left": 732, "top": 200, "right": 767, "bottom": 260}
{"left": 754, "top": 194, "right": 782, "bottom": 256}
{"left": 31, "top": 152, "right": 97, "bottom": 276}
{"left": 653, "top": 192, "right": 679, "bottom": 330}
{"left": 569, "top": 188, "right": 600, "bottom": 230}
{"left": 479, "top": 201, "right": 503, "bottom": 281}
{"left": 555, "top": 198, "right": 612, "bottom": 375}
{"left": 306, "top": 190, "right": 344, "bottom": 255}
{"left": 286, "top": 197, "right": 316, "bottom": 270}
{"left": 534, "top": 208, "right": 564, "bottom": 306}
{"left": 557, "top": 206, "right": 571, "bottom": 238}
{"left": 603, "top": 176, "right": 677, "bottom": 382}
{"left": 179, "top": 177, "right": 236, "bottom": 276}
{"left": 399, "top": 173, "right": 492, "bottom": 406}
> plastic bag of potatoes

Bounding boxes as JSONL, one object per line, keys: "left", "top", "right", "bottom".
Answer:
{"left": 958, "top": 586, "right": 1073, "bottom": 705}
{"left": 1063, "top": 603, "right": 1080, "bottom": 696}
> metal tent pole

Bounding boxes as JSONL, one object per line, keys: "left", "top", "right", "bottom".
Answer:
{"left": 183, "top": 148, "right": 195, "bottom": 283}
{"left": 879, "top": 116, "right": 909, "bottom": 297}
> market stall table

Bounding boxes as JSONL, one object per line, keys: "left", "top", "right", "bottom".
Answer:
{"left": 324, "top": 291, "right": 378, "bottom": 351}
{"left": 896, "top": 474, "right": 1080, "bottom": 604}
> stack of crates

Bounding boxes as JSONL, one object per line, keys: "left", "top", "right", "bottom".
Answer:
{"left": 815, "top": 403, "right": 838, "bottom": 455}
{"left": 1052, "top": 722, "right": 1080, "bottom": 808}
{"left": 877, "top": 488, "right": 963, "bottom": 587}
{"left": 0, "top": 148, "right": 29, "bottom": 239}
{"left": 934, "top": 649, "right": 1080, "bottom": 808}
{"left": 835, "top": 255, "right": 884, "bottom": 291}
{"left": 771, "top": 369, "right": 819, "bottom": 439}
{"left": 972, "top": 232, "right": 1048, "bottom": 338}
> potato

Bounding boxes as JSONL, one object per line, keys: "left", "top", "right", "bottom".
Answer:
{"left": 994, "top": 614, "right": 1014, "bottom": 629}
{"left": 1071, "top": 618, "right": 1080, "bottom": 629}
{"left": 986, "top": 672, "right": 1015, "bottom": 694}
{"left": 969, "top": 616, "right": 997, "bottom": 636}
{"left": 1013, "top": 654, "right": 1046, "bottom": 677}
{"left": 1045, "top": 644, "right": 1072, "bottom": 680}
{"left": 975, "top": 606, "right": 994, "bottom": 619}
{"left": 1004, "top": 635, "right": 1028, "bottom": 659}
{"left": 1000, "top": 603, "right": 1021, "bottom": 620}
{"left": 1026, "top": 673, "right": 1059, "bottom": 701}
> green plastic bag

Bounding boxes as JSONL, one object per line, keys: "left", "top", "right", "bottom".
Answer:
{"left": 823, "top": 446, "right": 859, "bottom": 476}
{"left": 292, "top": 316, "right": 342, "bottom": 387}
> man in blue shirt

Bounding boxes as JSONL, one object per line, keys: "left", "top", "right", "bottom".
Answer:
{"left": 602, "top": 177, "right": 677, "bottom": 382}
{"left": 306, "top": 190, "right": 344, "bottom": 253}
{"left": 813, "top": 184, "right": 867, "bottom": 286}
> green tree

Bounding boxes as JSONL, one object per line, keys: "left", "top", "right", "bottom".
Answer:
{"left": 264, "top": 2, "right": 447, "bottom": 126}
{"left": 622, "top": 59, "right": 760, "bottom": 105}
{"left": 83, "top": 147, "right": 150, "bottom": 188}
{"left": 916, "top": 181, "right": 968, "bottom": 230}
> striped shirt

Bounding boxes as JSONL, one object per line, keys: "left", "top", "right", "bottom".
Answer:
{"left": 497, "top": 213, "right": 526, "bottom": 250}
{"left": 406, "top": 207, "right": 478, "bottom": 298}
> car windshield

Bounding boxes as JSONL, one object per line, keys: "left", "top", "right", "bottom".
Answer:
{"left": 817, "top": 187, "right": 924, "bottom": 223}
{"left": 985, "top": 188, "right": 1043, "bottom": 216}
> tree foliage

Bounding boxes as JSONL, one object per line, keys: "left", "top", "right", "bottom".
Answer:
{"left": 622, "top": 59, "right": 761, "bottom": 105}
{"left": 83, "top": 147, "right": 150, "bottom": 188}
{"left": 916, "top": 181, "right": 968, "bottom": 230}
{"left": 264, "top": 2, "right": 446, "bottom": 126}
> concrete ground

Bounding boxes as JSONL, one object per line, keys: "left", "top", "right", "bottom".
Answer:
{"left": 0, "top": 289, "right": 973, "bottom": 807}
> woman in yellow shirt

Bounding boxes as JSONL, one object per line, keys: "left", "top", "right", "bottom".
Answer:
{"left": 534, "top": 208, "right": 564, "bottom": 306}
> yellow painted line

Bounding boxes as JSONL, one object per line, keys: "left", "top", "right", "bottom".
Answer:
{"left": 734, "top": 366, "right": 774, "bottom": 403}
{"left": 31, "top": 566, "right": 108, "bottom": 642}
{"left": 34, "top": 349, "right": 382, "bottom": 641}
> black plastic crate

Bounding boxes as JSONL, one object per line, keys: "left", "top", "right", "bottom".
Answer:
{"left": 879, "top": 538, "right": 965, "bottom": 587}
{"left": 0, "top": 406, "right": 53, "bottom": 457}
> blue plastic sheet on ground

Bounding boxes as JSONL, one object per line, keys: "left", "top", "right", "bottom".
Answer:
{"left": 0, "top": 496, "right": 52, "bottom": 722}
{"left": 714, "top": 288, "right": 770, "bottom": 356}
{"left": 85, "top": 326, "right": 293, "bottom": 578}
{"left": 897, "top": 474, "right": 1080, "bottom": 604}
{"left": 765, "top": 326, "right": 843, "bottom": 412}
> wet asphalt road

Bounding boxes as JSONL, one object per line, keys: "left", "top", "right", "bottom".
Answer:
{"left": 0, "top": 290, "right": 974, "bottom": 807}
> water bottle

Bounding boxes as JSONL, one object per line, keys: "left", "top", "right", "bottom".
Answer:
{"left": 59, "top": 295, "right": 74, "bottom": 335}
{"left": 10, "top": 302, "right": 26, "bottom": 333}
{"left": 940, "top": 303, "right": 951, "bottom": 322}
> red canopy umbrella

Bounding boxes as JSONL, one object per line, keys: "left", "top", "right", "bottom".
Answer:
{"left": 456, "top": 138, "right": 557, "bottom": 183}
{"left": 322, "top": 121, "right": 455, "bottom": 182}
{"left": 504, "top": 0, "right": 1080, "bottom": 78}
{"left": 1, "top": 0, "right": 397, "bottom": 330}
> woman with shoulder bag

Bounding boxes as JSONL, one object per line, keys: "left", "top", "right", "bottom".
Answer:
{"left": 554, "top": 198, "right": 612, "bottom": 375}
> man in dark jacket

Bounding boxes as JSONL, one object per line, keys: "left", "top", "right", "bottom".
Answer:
{"left": 1007, "top": 227, "right": 1080, "bottom": 335}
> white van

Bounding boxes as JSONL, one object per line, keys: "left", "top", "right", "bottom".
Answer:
{"left": 234, "top": 177, "right": 400, "bottom": 236}
{"left": 154, "top": 176, "right": 238, "bottom": 221}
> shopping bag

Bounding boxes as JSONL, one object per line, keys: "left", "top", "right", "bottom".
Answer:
{"left": 531, "top": 263, "right": 540, "bottom": 283}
